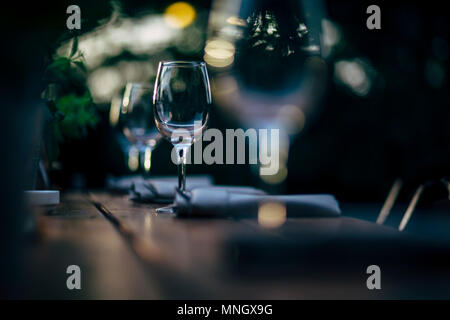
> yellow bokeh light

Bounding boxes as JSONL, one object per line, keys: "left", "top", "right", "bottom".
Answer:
{"left": 226, "top": 16, "right": 247, "bottom": 27}
{"left": 204, "top": 53, "right": 234, "bottom": 68}
{"left": 205, "top": 39, "right": 235, "bottom": 59}
{"left": 260, "top": 164, "right": 288, "bottom": 185}
{"left": 258, "top": 202, "right": 287, "bottom": 229}
{"left": 204, "top": 39, "right": 235, "bottom": 68}
{"left": 144, "top": 146, "right": 152, "bottom": 173}
{"left": 164, "top": 2, "right": 196, "bottom": 29}
{"left": 109, "top": 96, "right": 121, "bottom": 126}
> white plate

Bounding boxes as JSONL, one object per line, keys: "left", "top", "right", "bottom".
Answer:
{"left": 24, "top": 190, "right": 60, "bottom": 206}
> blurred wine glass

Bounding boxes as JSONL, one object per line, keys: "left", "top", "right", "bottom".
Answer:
{"left": 206, "top": 0, "right": 327, "bottom": 189}
{"left": 153, "top": 61, "right": 211, "bottom": 214}
{"left": 111, "top": 82, "right": 162, "bottom": 174}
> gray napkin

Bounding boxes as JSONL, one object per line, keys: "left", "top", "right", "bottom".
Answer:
{"left": 106, "top": 175, "right": 144, "bottom": 193}
{"left": 175, "top": 188, "right": 341, "bottom": 218}
{"left": 130, "top": 175, "right": 214, "bottom": 203}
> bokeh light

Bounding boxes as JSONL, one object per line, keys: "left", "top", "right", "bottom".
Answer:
{"left": 164, "top": 2, "right": 196, "bottom": 29}
{"left": 109, "top": 95, "right": 122, "bottom": 126}
{"left": 127, "top": 146, "right": 139, "bottom": 172}
{"left": 277, "top": 105, "right": 306, "bottom": 135}
{"left": 334, "top": 59, "right": 372, "bottom": 97}
{"left": 260, "top": 164, "right": 288, "bottom": 185}
{"left": 144, "top": 146, "right": 152, "bottom": 173}
{"left": 258, "top": 202, "right": 287, "bottom": 228}
{"left": 204, "top": 39, "right": 235, "bottom": 68}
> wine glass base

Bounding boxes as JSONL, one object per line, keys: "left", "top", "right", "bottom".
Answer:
{"left": 156, "top": 205, "right": 176, "bottom": 214}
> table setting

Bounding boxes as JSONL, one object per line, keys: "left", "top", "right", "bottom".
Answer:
{"left": 2, "top": 0, "right": 450, "bottom": 302}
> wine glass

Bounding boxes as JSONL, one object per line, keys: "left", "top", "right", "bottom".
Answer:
{"left": 120, "top": 82, "right": 162, "bottom": 174}
{"left": 153, "top": 61, "right": 211, "bottom": 214}
{"left": 206, "top": 0, "right": 327, "bottom": 191}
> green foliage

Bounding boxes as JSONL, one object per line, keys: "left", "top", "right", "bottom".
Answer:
{"left": 43, "top": 37, "right": 99, "bottom": 162}
{"left": 53, "top": 92, "right": 99, "bottom": 142}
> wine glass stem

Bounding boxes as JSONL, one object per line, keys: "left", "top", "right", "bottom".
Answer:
{"left": 176, "top": 146, "right": 189, "bottom": 193}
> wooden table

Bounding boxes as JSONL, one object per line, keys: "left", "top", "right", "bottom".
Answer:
{"left": 20, "top": 191, "right": 450, "bottom": 299}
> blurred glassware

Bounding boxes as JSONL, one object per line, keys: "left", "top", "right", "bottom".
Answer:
{"left": 111, "top": 82, "right": 162, "bottom": 174}
{"left": 153, "top": 61, "right": 211, "bottom": 214}
{"left": 206, "top": 0, "right": 328, "bottom": 189}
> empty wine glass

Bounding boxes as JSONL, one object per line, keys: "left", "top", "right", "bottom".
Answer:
{"left": 153, "top": 61, "right": 211, "bottom": 213}
{"left": 206, "top": 0, "right": 327, "bottom": 191}
{"left": 120, "top": 82, "right": 162, "bottom": 174}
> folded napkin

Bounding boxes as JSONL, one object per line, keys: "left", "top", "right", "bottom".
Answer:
{"left": 130, "top": 175, "right": 214, "bottom": 203}
{"left": 175, "top": 188, "right": 341, "bottom": 218}
{"left": 106, "top": 175, "right": 144, "bottom": 193}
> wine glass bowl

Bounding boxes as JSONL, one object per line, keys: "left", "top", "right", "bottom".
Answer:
{"left": 122, "top": 83, "right": 161, "bottom": 147}
{"left": 119, "top": 82, "right": 162, "bottom": 173}
{"left": 153, "top": 61, "right": 211, "bottom": 144}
